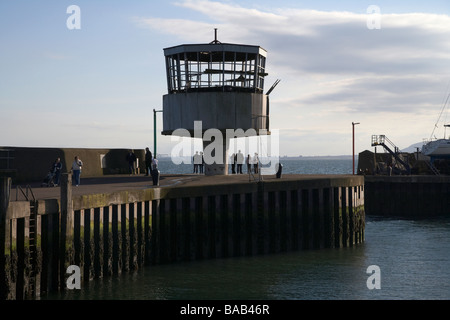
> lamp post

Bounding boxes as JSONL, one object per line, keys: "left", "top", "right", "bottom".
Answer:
{"left": 153, "top": 109, "right": 163, "bottom": 157}
{"left": 352, "top": 122, "right": 360, "bottom": 175}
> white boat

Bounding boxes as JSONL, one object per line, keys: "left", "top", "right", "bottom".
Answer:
{"left": 422, "top": 137, "right": 450, "bottom": 158}
{"left": 422, "top": 91, "right": 450, "bottom": 159}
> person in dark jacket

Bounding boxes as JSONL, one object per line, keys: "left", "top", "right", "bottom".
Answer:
{"left": 126, "top": 150, "right": 137, "bottom": 175}
{"left": 52, "top": 157, "right": 63, "bottom": 185}
{"left": 145, "top": 147, "right": 153, "bottom": 176}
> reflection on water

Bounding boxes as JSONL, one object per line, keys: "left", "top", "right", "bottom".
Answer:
{"left": 48, "top": 216, "right": 450, "bottom": 300}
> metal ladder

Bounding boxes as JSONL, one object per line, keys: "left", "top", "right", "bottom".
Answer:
{"left": 248, "top": 159, "right": 263, "bottom": 183}
{"left": 16, "top": 185, "right": 38, "bottom": 297}
{"left": 427, "top": 160, "right": 441, "bottom": 175}
{"left": 248, "top": 169, "right": 262, "bottom": 182}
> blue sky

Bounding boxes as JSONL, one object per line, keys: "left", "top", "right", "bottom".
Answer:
{"left": 1, "top": 0, "right": 450, "bottom": 156}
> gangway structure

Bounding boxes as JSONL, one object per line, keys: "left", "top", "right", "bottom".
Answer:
{"left": 371, "top": 135, "right": 411, "bottom": 174}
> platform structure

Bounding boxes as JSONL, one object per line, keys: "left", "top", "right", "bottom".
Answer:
{"left": 162, "top": 33, "right": 272, "bottom": 175}
{"left": 3, "top": 173, "right": 365, "bottom": 299}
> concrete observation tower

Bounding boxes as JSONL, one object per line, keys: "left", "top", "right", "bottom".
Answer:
{"left": 162, "top": 30, "right": 278, "bottom": 175}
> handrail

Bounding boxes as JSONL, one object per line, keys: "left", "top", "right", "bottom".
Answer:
{"left": 371, "top": 135, "right": 411, "bottom": 174}
{"left": 16, "top": 185, "right": 35, "bottom": 201}
{"left": 0, "top": 148, "right": 14, "bottom": 170}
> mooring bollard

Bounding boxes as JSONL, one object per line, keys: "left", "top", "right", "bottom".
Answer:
{"left": 152, "top": 169, "right": 160, "bottom": 186}
{"left": 276, "top": 163, "right": 283, "bottom": 179}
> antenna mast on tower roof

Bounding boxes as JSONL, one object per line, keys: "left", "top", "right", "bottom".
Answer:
{"left": 210, "top": 28, "right": 221, "bottom": 44}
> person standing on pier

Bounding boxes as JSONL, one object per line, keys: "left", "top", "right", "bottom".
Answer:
{"left": 253, "top": 153, "right": 259, "bottom": 174}
{"left": 126, "top": 150, "right": 137, "bottom": 175}
{"left": 150, "top": 156, "right": 160, "bottom": 186}
{"left": 236, "top": 150, "right": 244, "bottom": 174}
{"left": 72, "top": 156, "right": 83, "bottom": 186}
{"left": 246, "top": 154, "right": 252, "bottom": 173}
{"left": 152, "top": 156, "right": 159, "bottom": 171}
{"left": 193, "top": 151, "right": 201, "bottom": 174}
{"left": 230, "top": 153, "right": 236, "bottom": 174}
{"left": 199, "top": 152, "right": 205, "bottom": 174}
{"left": 52, "top": 157, "right": 62, "bottom": 186}
{"left": 145, "top": 147, "right": 153, "bottom": 176}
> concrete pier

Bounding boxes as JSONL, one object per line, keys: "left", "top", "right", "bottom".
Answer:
{"left": 1, "top": 173, "right": 365, "bottom": 299}
{"left": 365, "top": 175, "right": 450, "bottom": 218}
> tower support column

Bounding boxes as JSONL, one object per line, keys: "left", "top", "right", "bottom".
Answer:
{"left": 203, "top": 138, "right": 229, "bottom": 176}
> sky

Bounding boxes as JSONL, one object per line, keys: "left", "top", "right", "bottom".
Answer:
{"left": 1, "top": 0, "right": 450, "bottom": 157}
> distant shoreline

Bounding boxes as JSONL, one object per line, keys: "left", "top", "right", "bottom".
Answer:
{"left": 156, "top": 155, "right": 354, "bottom": 161}
{"left": 278, "top": 155, "right": 353, "bottom": 160}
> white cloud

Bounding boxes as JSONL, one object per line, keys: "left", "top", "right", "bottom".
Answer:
{"left": 135, "top": 0, "right": 450, "bottom": 155}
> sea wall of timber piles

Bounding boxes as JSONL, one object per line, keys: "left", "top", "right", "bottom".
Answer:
{"left": 364, "top": 175, "right": 450, "bottom": 218}
{"left": 1, "top": 175, "right": 365, "bottom": 300}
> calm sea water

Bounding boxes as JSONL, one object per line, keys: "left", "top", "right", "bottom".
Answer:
{"left": 157, "top": 158, "right": 354, "bottom": 175}
{"left": 47, "top": 159, "right": 450, "bottom": 300}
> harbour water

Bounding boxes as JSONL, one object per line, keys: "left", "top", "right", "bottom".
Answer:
{"left": 46, "top": 159, "right": 450, "bottom": 300}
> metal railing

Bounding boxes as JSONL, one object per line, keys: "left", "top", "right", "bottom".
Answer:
{"left": 15, "top": 185, "right": 35, "bottom": 201}
{"left": 0, "top": 148, "right": 14, "bottom": 170}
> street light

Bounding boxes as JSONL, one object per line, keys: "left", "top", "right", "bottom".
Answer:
{"left": 352, "top": 122, "right": 360, "bottom": 175}
{"left": 153, "top": 109, "right": 163, "bottom": 157}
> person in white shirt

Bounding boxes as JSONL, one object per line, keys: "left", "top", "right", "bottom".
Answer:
{"left": 152, "top": 157, "right": 159, "bottom": 171}
{"left": 151, "top": 156, "right": 160, "bottom": 186}
{"left": 193, "top": 151, "right": 202, "bottom": 174}
{"left": 253, "top": 153, "right": 259, "bottom": 174}
{"left": 72, "top": 156, "right": 83, "bottom": 186}
{"left": 236, "top": 150, "right": 244, "bottom": 174}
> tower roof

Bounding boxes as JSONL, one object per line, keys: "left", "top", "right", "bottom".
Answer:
{"left": 163, "top": 43, "right": 267, "bottom": 61}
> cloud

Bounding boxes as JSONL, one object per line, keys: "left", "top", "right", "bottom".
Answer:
{"left": 299, "top": 75, "right": 447, "bottom": 113}
{"left": 135, "top": 1, "right": 450, "bottom": 79}
{"left": 134, "top": 0, "right": 450, "bottom": 155}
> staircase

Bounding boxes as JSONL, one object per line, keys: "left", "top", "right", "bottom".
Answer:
{"left": 29, "top": 199, "right": 38, "bottom": 296}
{"left": 371, "top": 135, "right": 411, "bottom": 174}
{"left": 426, "top": 160, "right": 441, "bottom": 175}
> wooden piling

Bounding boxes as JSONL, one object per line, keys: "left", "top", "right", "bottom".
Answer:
{"left": 0, "top": 176, "right": 12, "bottom": 300}
{"left": 2, "top": 174, "right": 366, "bottom": 299}
{"left": 59, "top": 172, "right": 73, "bottom": 290}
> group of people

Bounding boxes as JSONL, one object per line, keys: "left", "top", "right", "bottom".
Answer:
{"left": 128, "top": 148, "right": 159, "bottom": 178}
{"left": 191, "top": 150, "right": 259, "bottom": 175}
{"left": 45, "top": 148, "right": 262, "bottom": 187}
{"left": 230, "top": 151, "right": 259, "bottom": 174}
{"left": 193, "top": 151, "right": 205, "bottom": 174}
{"left": 45, "top": 148, "right": 159, "bottom": 188}
{"left": 45, "top": 156, "right": 83, "bottom": 187}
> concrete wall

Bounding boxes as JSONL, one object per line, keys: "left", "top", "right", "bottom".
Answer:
{"left": 1, "top": 147, "right": 146, "bottom": 184}
{"left": 162, "top": 92, "right": 267, "bottom": 135}
{"left": 365, "top": 175, "right": 450, "bottom": 217}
